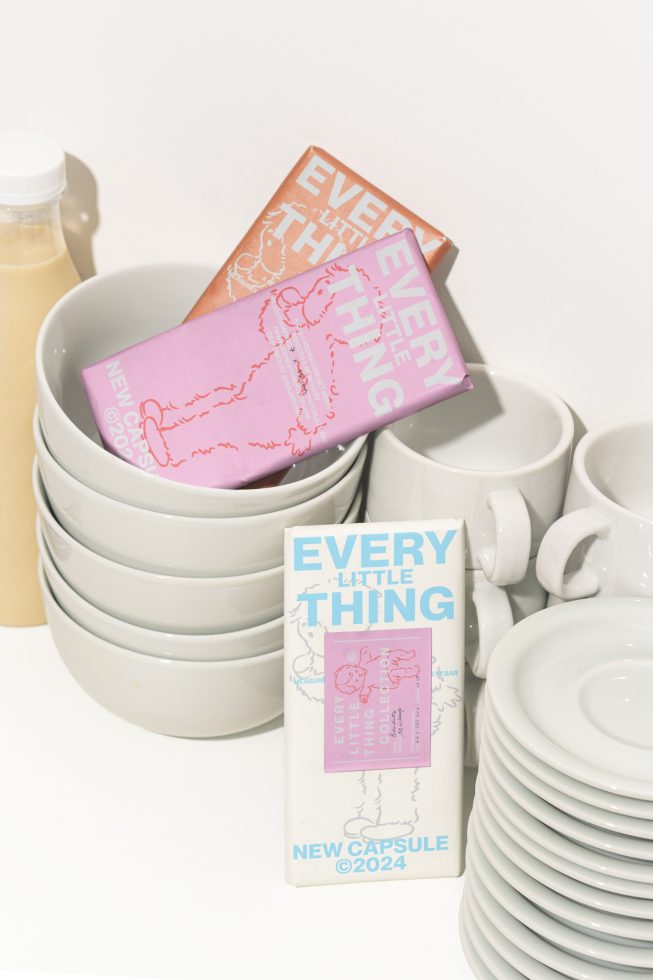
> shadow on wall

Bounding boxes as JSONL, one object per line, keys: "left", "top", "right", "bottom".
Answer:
{"left": 432, "top": 245, "right": 485, "bottom": 365}
{"left": 568, "top": 405, "right": 587, "bottom": 449}
{"left": 61, "top": 153, "right": 99, "bottom": 280}
{"left": 432, "top": 247, "right": 587, "bottom": 442}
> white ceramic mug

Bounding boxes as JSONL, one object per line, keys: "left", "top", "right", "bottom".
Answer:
{"left": 466, "top": 557, "right": 547, "bottom": 679}
{"left": 537, "top": 416, "right": 653, "bottom": 600}
{"left": 367, "top": 364, "right": 574, "bottom": 586}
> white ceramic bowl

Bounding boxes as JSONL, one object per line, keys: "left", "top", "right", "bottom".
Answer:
{"left": 39, "top": 532, "right": 282, "bottom": 661}
{"left": 35, "top": 415, "right": 366, "bottom": 576}
{"left": 39, "top": 563, "right": 283, "bottom": 738}
{"left": 35, "top": 464, "right": 362, "bottom": 634}
{"left": 35, "top": 262, "right": 366, "bottom": 517}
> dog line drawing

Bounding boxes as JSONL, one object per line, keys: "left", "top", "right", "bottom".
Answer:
{"left": 224, "top": 201, "right": 368, "bottom": 302}
{"left": 225, "top": 204, "right": 305, "bottom": 301}
{"left": 139, "top": 264, "right": 386, "bottom": 471}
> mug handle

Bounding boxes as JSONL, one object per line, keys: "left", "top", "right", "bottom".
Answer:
{"left": 467, "top": 575, "right": 514, "bottom": 679}
{"left": 464, "top": 672, "right": 486, "bottom": 768}
{"left": 535, "top": 507, "right": 610, "bottom": 600}
{"left": 477, "top": 487, "right": 531, "bottom": 587}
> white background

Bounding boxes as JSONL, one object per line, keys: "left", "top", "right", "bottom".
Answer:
{"left": 2, "top": 1, "right": 653, "bottom": 977}
{"left": 5, "top": 0, "right": 653, "bottom": 433}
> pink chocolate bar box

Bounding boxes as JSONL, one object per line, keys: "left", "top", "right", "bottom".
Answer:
{"left": 82, "top": 230, "right": 472, "bottom": 489}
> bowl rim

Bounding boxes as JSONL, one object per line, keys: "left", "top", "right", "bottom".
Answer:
{"left": 33, "top": 461, "right": 284, "bottom": 587}
{"left": 35, "top": 261, "right": 365, "bottom": 506}
{"left": 35, "top": 411, "right": 366, "bottom": 529}
{"left": 39, "top": 529, "right": 284, "bottom": 646}
{"left": 40, "top": 561, "right": 284, "bottom": 671}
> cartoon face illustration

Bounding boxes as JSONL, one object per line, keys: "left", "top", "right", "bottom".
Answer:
{"left": 332, "top": 645, "right": 422, "bottom": 705}
{"left": 334, "top": 663, "right": 367, "bottom": 695}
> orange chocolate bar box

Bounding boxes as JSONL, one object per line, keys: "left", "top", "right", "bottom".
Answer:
{"left": 186, "top": 146, "right": 451, "bottom": 319}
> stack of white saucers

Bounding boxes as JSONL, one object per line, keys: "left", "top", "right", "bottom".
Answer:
{"left": 34, "top": 263, "right": 367, "bottom": 737}
{"left": 461, "top": 597, "right": 653, "bottom": 979}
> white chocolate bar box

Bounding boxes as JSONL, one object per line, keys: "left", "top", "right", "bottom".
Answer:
{"left": 284, "top": 520, "right": 465, "bottom": 886}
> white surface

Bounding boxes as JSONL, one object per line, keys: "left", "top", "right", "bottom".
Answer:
{"left": 0, "top": 627, "right": 473, "bottom": 978}
{"left": 6, "top": 0, "right": 653, "bottom": 430}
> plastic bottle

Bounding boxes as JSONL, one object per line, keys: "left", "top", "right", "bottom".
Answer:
{"left": 0, "top": 132, "right": 80, "bottom": 625}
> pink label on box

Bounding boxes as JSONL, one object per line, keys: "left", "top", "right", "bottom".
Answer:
{"left": 324, "top": 628, "right": 432, "bottom": 773}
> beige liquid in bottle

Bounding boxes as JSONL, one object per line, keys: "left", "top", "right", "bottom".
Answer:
{"left": 0, "top": 222, "right": 79, "bottom": 624}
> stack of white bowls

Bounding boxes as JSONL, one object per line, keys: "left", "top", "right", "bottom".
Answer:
{"left": 461, "top": 597, "right": 653, "bottom": 978}
{"left": 34, "top": 263, "right": 367, "bottom": 737}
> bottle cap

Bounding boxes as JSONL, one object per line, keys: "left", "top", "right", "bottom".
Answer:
{"left": 0, "top": 132, "right": 67, "bottom": 206}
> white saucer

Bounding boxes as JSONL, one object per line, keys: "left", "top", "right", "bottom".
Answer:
{"left": 463, "top": 884, "right": 572, "bottom": 980}
{"left": 485, "top": 696, "right": 653, "bottom": 820}
{"left": 468, "top": 826, "right": 653, "bottom": 966}
{"left": 475, "top": 779, "right": 653, "bottom": 919}
{"left": 459, "top": 904, "right": 501, "bottom": 979}
{"left": 484, "top": 711, "right": 653, "bottom": 839}
{"left": 487, "top": 598, "right": 653, "bottom": 800}
{"left": 543, "top": 910, "right": 653, "bottom": 951}
{"left": 482, "top": 737, "right": 653, "bottom": 862}
{"left": 471, "top": 810, "right": 653, "bottom": 942}
{"left": 466, "top": 872, "right": 642, "bottom": 980}
{"left": 467, "top": 834, "right": 653, "bottom": 972}
{"left": 479, "top": 767, "right": 653, "bottom": 889}
{"left": 460, "top": 898, "right": 524, "bottom": 980}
